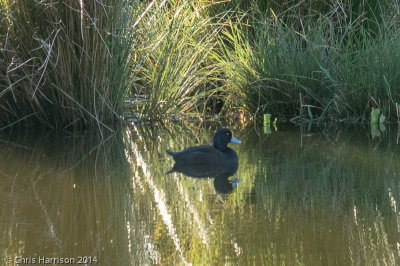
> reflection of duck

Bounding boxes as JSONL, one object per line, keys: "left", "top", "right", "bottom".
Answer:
{"left": 166, "top": 128, "right": 241, "bottom": 193}
{"left": 214, "top": 175, "right": 242, "bottom": 194}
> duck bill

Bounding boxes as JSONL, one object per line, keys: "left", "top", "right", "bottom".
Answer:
{"left": 231, "top": 136, "right": 241, "bottom": 144}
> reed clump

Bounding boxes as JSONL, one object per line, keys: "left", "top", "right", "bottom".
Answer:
{"left": 2, "top": 0, "right": 400, "bottom": 128}
{"left": 0, "top": 0, "right": 137, "bottom": 130}
{"left": 217, "top": 1, "right": 400, "bottom": 122}
{"left": 129, "top": 0, "right": 224, "bottom": 120}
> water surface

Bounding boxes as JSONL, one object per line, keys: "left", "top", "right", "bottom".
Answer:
{"left": 1, "top": 123, "right": 400, "bottom": 265}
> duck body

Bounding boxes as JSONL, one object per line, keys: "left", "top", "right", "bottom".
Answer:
{"left": 166, "top": 128, "right": 241, "bottom": 178}
{"left": 166, "top": 145, "right": 238, "bottom": 177}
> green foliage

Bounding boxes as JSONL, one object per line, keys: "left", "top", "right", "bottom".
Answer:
{"left": 263, "top": 113, "right": 271, "bottom": 134}
{"left": 370, "top": 107, "right": 386, "bottom": 138}
{"left": 371, "top": 108, "right": 381, "bottom": 124}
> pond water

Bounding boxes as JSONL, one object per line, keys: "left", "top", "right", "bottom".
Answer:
{"left": 1, "top": 123, "right": 400, "bottom": 265}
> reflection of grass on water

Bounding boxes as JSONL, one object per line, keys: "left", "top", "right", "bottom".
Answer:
{"left": 0, "top": 130, "right": 133, "bottom": 265}
{"left": 125, "top": 122, "right": 400, "bottom": 264}
{"left": 241, "top": 126, "right": 400, "bottom": 265}
{"left": 2, "top": 122, "right": 400, "bottom": 264}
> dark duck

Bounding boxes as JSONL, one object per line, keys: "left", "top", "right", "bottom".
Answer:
{"left": 166, "top": 128, "right": 241, "bottom": 178}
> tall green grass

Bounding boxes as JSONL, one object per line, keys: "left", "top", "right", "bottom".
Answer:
{"left": 217, "top": 1, "right": 400, "bottom": 122}
{"left": 129, "top": 0, "right": 224, "bottom": 120}
{"left": 0, "top": 0, "right": 138, "bottom": 131}
{"left": 2, "top": 0, "right": 400, "bottom": 128}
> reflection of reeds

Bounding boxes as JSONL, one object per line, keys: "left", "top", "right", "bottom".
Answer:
{"left": 0, "top": 130, "right": 132, "bottom": 264}
{"left": 240, "top": 125, "right": 400, "bottom": 264}
{"left": 2, "top": 123, "right": 400, "bottom": 264}
{"left": 126, "top": 128, "right": 188, "bottom": 264}
{"left": 127, "top": 123, "right": 215, "bottom": 262}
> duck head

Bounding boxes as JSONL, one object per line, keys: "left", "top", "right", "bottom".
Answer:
{"left": 213, "top": 128, "right": 241, "bottom": 151}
